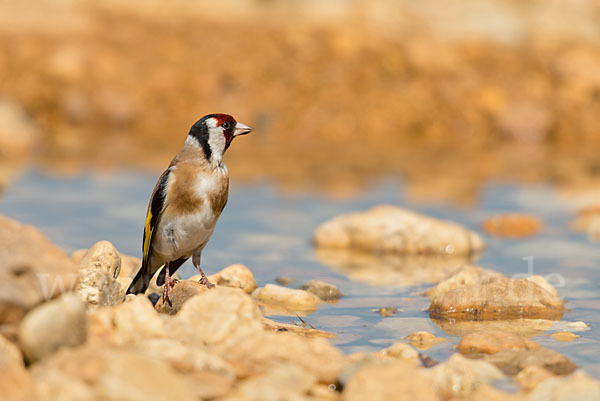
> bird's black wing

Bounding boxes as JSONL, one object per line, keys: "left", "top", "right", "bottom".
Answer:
{"left": 126, "top": 169, "right": 171, "bottom": 294}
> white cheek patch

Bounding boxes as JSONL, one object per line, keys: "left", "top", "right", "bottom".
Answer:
{"left": 208, "top": 127, "right": 226, "bottom": 163}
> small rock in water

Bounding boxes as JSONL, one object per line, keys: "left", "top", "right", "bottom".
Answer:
{"left": 18, "top": 294, "right": 87, "bottom": 363}
{"left": 314, "top": 205, "right": 485, "bottom": 255}
{"left": 253, "top": 284, "right": 321, "bottom": 314}
{"left": 155, "top": 280, "right": 208, "bottom": 315}
{"left": 482, "top": 213, "right": 542, "bottom": 238}
{"left": 276, "top": 276, "right": 295, "bottom": 286}
{"left": 404, "top": 331, "right": 446, "bottom": 350}
{"left": 298, "top": 279, "right": 342, "bottom": 302}
{"left": 374, "top": 307, "right": 399, "bottom": 317}
{"left": 457, "top": 330, "right": 540, "bottom": 355}
{"left": 376, "top": 342, "right": 420, "bottom": 366}
{"left": 77, "top": 240, "right": 121, "bottom": 279}
{"left": 427, "top": 266, "right": 565, "bottom": 320}
{"left": 551, "top": 331, "right": 579, "bottom": 342}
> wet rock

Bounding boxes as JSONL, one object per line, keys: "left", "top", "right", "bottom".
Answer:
{"left": 428, "top": 354, "right": 505, "bottom": 400}
{"left": 77, "top": 241, "right": 121, "bottom": 278}
{"left": 253, "top": 284, "right": 321, "bottom": 314}
{"left": 457, "top": 330, "right": 540, "bottom": 355}
{"left": 571, "top": 205, "right": 600, "bottom": 242}
{"left": 263, "top": 317, "right": 336, "bottom": 338}
{"left": 226, "top": 330, "right": 345, "bottom": 384}
{"left": 316, "top": 248, "right": 472, "bottom": 287}
{"left": 485, "top": 347, "right": 576, "bottom": 376}
{"left": 169, "top": 287, "right": 263, "bottom": 349}
{"left": 341, "top": 360, "right": 439, "bottom": 401}
{"left": 0, "top": 214, "right": 79, "bottom": 325}
{"left": 18, "top": 294, "right": 86, "bottom": 363}
{"left": 376, "top": 342, "right": 421, "bottom": 366}
{"left": 404, "top": 331, "right": 447, "bottom": 350}
{"left": 201, "top": 264, "right": 257, "bottom": 294}
{"left": 276, "top": 276, "right": 295, "bottom": 286}
{"left": 155, "top": 280, "right": 208, "bottom": 315}
{"left": 298, "top": 279, "right": 342, "bottom": 302}
{"left": 230, "top": 363, "right": 316, "bottom": 401}
{"left": 374, "top": 306, "right": 399, "bottom": 317}
{"left": 31, "top": 345, "right": 196, "bottom": 401}
{"left": 483, "top": 213, "right": 542, "bottom": 238}
{"left": 516, "top": 366, "right": 553, "bottom": 392}
{"left": 88, "top": 295, "right": 166, "bottom": 345}
{"left": 551, "top": 332, "right": 579, "bottom": 342}
{"left": 0, "top": 334, "right": 34, "bottom": 401}
{"left": 527, "top": 370, "right": 600, "bottom": 401}
{"left": 427, "top": 266, "right": 565, "bottom": 320}
{"left": 314, "top": 205, "right": 484, "bottom": 256}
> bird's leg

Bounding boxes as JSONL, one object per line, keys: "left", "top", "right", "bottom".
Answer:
{"left": 192, "top": 252, "right": 215, "bottom": 289}
{"left": 162, "top": 262, "right": 177, "bottom": 306}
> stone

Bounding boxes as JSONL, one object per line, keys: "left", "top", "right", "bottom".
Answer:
{"left": 31, "top": 345, "right": 196, "bottom": 401}
{"left": 226, "top": 330, "right": 345, "bottom": 384}
{"left": 527, "top": 370, "right": 600, "bottom": 401}
{"left": 457, "top": 330, "right": 540, "bottom": 355}
{"left": 202, "top": 264, "right": 258, "bottom": 294}
{"left": 77, "top": 241, "right": 121, "bottom": 279}
{"left": 374, "top": 307, "right": 399, "bottom": 316}
{"left": 431, "top": 316, "right": 557, "bottom": 338}
{"left": 551, "top": 332, "right": 579, "bottom": 342}
{"left": 77, "top": 265, "right": 125, "bottom": 307}
{"left": 404, "top": 331, "right": 447, "bottom": 350}
{"left": 516, "top": 366, "right": 553, "bottom": 392}
{"left": 155, "top": 280, "right": 208, "bottom": 315}
{"left": 298, "top": 280, "right": 342, "bottom": 302}
{"left": 18, "top": 294, "right": 86, "bottom": 363}
{"left": 427, "top": 266, "right": 564, "bottom": 320}
{"left": 485, "top": 348, "right": 576, "bottom": 376}
{"left": 232, "top": 363, "right": 317, "bottom": 401}
{"left": 341, "top": 360, "right": 439, "bottom": 401}
{"left": 0, "top": 214, "right": 79, "bottom": 325}
{"left": 0, "top": 334, "right": 35, "bottom": 401}
{"left": 428, "top": 353, "right": 505, "bottom": 400}
{"left": 376, "top": 342, "right": 421, "bottom": 366}
{"left": 263, "top": 317, "right": 336, "bottom": 338}
{"left": 254, "top": 284, "right": 321, "bottom": 314}
{"left": 314, "top": 205, "right": 484, "bottom": 256}
{"left": 88, "top": 295, "right": 166, "bottom": 345}
{"left": 483, "top": 213, "right": 542, "bottom": 238}
{"left": 120, "top": 254, "right": 141, "bottom": 278}
{"left": 169, "top": 287, "right": 263, "bottom": 349}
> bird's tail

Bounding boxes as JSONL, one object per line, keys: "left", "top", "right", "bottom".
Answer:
{"left": 126, "top": 263, "right": 152, "bottom": 295}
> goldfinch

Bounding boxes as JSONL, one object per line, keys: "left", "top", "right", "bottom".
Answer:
{"left": 126, "top": 113, "right": 253, "bottom": 303}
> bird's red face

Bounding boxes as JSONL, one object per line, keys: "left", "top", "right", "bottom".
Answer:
{"left": 187, "top": 113, "right": 253, "bottom": 163}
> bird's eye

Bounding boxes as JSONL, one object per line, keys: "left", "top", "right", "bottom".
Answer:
{"left": 221, "top": 122, "right": 231, "bottom": 130}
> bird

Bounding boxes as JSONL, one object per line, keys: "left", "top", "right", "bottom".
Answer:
{"left": 126, "top": 113, "right": 253, "bottom": 304}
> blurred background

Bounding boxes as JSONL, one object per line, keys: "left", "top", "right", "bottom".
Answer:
{"left": 2, "top": 0, "right": 600, "bottom": 203}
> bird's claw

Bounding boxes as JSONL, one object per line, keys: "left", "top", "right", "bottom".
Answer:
{"left": 162, "top": 277, "right": 177, "bottom": 307}
{"left": 198, "top": 275, "right": 215, "bottom": 289}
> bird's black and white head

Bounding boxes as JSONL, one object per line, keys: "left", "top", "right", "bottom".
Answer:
{"left": 186, "top": 113, "right": 253, "bottom": 164}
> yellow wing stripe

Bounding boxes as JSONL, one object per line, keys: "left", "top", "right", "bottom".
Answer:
{"left": 143, "top": 210, "right": 154, "bottom": 262}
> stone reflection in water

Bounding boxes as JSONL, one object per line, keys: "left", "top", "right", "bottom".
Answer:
{"left": 314, "top": 247, "right": 476, "bottom": 287}
{"left": 430, "top": 317, "right": 558, "bottom": 338}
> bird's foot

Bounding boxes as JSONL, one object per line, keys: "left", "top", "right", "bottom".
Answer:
{"left": 162, "top": 276, "right": 178, "bottom": 307}
{"left": 198, "top": 274, "right": 215, "bottom": 289}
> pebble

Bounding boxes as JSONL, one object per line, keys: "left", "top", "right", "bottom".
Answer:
{"left": 253, "top": 284, "right": 321, "bottom": 313}
{"left": 77, "top": 241, "right": 121, "bottom": 278}
{"left": 457, "top": 330, "right": 540, "bottom": 355}
{"left": 202, "top": 264, "right": 257, "bottom": 294}
{"left": 155, "top": 280, "right": 208, "bottom": 315}
{"left": 18, "top": 294, "right": 87, "bottom": 363}
{"left": 314, "top": 205, "right": 485, "bottom": 255}
{"left": 298, "top": 279, "right": 343, "bottom": 302}
{"left": 404, "top": 331, "right": 447, "bottom": 350}
{"left": 482, "top": 213, "right": 542, "bottom": 238}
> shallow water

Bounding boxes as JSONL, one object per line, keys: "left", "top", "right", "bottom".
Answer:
{"left": 2, "top": 170, "right": 599, "bottom": 377}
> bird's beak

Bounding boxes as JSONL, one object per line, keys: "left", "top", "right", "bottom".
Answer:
{"left": 234, "top": 122, "right": 253, "bottom": 136}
